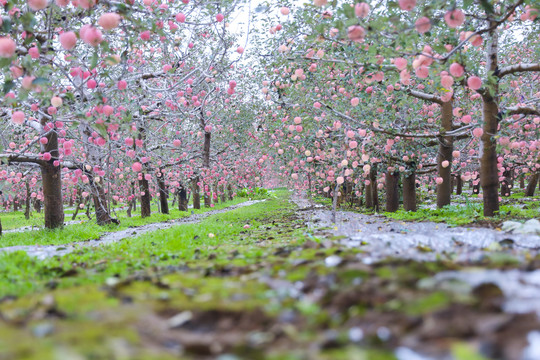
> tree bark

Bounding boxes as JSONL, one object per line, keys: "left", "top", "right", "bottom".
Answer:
{"left": 178, "top": 186, "right": 188, "bottom": 211}
{"left": 24, "top": 181, "right": 31, "bottom": 220}
{"left": 385, "top": 170, "right": 399, "bottom": 213}
{"left": 525, "top": 173, "right": 539, "bottom": 197}
{"left": 34, "top": 198, "right": 42, "bottom": 213}
{"left": 192, "top": 177, "right": 201, "bottom": 209}
{"left": 72, "top": 188, "right": 83, "bottom": 221}
{"left": 436, "top": 100, "right": 453, "bottom": 208}
{"left": 227, "top": 184, "right": 234, "bottom": 201}
{"left": 480, "top": 25, "right": 500, "bottom": 216}
{"left": 402, "top": 171, "right": 416, "bottom": 212}
{"left": 41, "top": 162, "right": 64, "bottom": 229}
{"left": 365, "top": 181, "right": 373, "bottom": 209}
{"left": 139, "top": 177, "right": 151, "bottom": 218}
{"left": 500, "top": 167, "right": 512, "bottom": 197}
{"left": 80, "top": 123, "right": 115, "bottom": 224}
{"left": 368, "top": 163, "right": 379, "bottom": 211}
{"left": 131, "top": 182, "right": 137, "bottom": 212}
{"left": 157, "top": 172, "right": 169, "bottom": 215}
{"left": 219, "top": 184, "right": 226, "bottom": 203}
{"left": 456, "top": 173, "right": 463, "bottom": 195}
{"left": 203, "top": 132, "right": 212, "bottom": 208}
{"left": 92, "top": 182, "right": 115, "bottom": 225}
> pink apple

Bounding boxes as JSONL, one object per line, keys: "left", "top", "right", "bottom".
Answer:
{"left": 398, "top": 0, "right": 416, "bottom": 11}
{"left": 0, "top": 37, "right": 16, "bottom": 58}
{"left": 98, "top": 13, "right": 121, "bottom": 30}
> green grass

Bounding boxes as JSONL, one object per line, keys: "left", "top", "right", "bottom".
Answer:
{"left": 0, "top": 196, "right": 252, "bottom": 247}
{"left": 382, "top": 201, "right": 539, "bottom": 226}
{"left": 0, "top": 190, "right": 295, "bottom": 298}
{"left": 312, "top": 191, "right": 539, "bottom": 227}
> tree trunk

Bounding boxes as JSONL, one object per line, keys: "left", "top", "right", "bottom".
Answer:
{"left": 456, "top": 173, "right": 463, "bottom": 195}
{"left": 203, "top": 132, "right": 212, "bottom": 208}
{"left": 79, "top": 123, "right": 114, "bottom": 225}
{"left": 24, "top": 181, "right": 31, "bottom": 220}
{"left": 72, "top": 189, "right": 83, "bottom": 220}
{"left": 480, "top": 26, "right": 500, "bottom": 216}
{"left": 331, "top": 181, "right": 340, "bottom": 223}
{"left": 131, "top": 182, "right": 137, "bottom": 212}
{"left": 525, "top": 173, "right": 539, "bottom": 197}
{"left": 92, "top": 182, "right": 115, "bottom": 225}
{"left": 139, "top": 177, "right": 151, "bottom": 218}
{"left": 369, "top": 163, "right": 379, "bottom": 211}
{"left": 192, "top": 177, "right": 201, "bottom": 210}
{"left": 385, "top": 170, "right": 399, "bottom": 213}
{"left": 34, "top": 198, "right": 42, "bottom": 213}
{"left": 402, "top": 171, "right": 416, "bottom": 212}
{"left": 157, "top": 173, "right": 169, "bottom": 215}
{"left": 178, "top": 186, "right": 188, "bottom": 211}
{"left": 219, "top": 184, "right": 226, "bottom": 203}
{"left": 227, "top": 184, "right": 234, "bottom": 201}
{"left": 41, "top": 162, "right": 64, "bottom": 229}
{"left": 508, "top": 168, "right": 515, "bottom": 190}
{"left": 85, "top": 200, "right": 92, "bottom": 220}
{"left": 365, "top": 181, "right": 373, "bottom": 209}
{"left": 520, "top": 176, "right": 525, "bottom": 189}
{"left": 436, "top": 100, "right": 454, "bottom": 208}
{"left": 500, "top": 167, "right": 512, "bottom": 197}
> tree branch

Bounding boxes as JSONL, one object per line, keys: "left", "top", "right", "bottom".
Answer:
{"left": 407, "top": 89, "right": 443, "bottom": 105}
{"left": 498, "top": 63, "right": 540, "bottom": 78}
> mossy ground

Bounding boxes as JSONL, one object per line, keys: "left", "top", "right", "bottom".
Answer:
{"left": 1, "top": 190, "right": 539, "bottom": 359}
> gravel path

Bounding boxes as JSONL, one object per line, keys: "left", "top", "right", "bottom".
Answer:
{"left": 292, "top": 195, "right": 540, "bottom": 263}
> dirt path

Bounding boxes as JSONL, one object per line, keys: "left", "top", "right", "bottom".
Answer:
{"left": 0, "top": 200, "right": 264, "bottom": 259}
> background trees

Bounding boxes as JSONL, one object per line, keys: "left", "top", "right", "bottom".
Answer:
{"left": 254, "top": 0, "right": 539, "bottom": 215}
{"left": 0, "top": 0, "right": 538, "bottom": 227}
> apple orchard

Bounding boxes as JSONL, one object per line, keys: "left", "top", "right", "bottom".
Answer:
{"left": 0, "top": 0, "right": 539, "bottom": 228}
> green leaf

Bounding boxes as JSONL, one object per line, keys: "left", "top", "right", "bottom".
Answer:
{"left": 20, "top": 12, "right": 36, "bottom": 32}
{"left": 123, "top": 111, "right": 132, "bottom": 123}
{"left": 2, "top": 80, "right": 14, "bottom": 94}
{"left": 0, "top": 57, "right": 11, "bottom": 69}
{"left": 1, "top": 16, "right": 12, "bottom": 32}
{"left": 90, "top": 50, "right": 99, "bottom": 69}
{"left": 342, "top": 2, "right": 355, "bottom": 18}
{"left": 32, "top": 77, "right": 49, "bottom": 85}
{"left": 95, "top": 123, "right": 109, "bottom": 139}
{"left": 452, "top": 343, "right": 489, "bottom": 360}
{"left": 114, "top": 2, "right": 127, "bottom": 14}
{"left": 64, "top": 92, "right": 75, "bottom": 102}
{"left": 479, "top": 0, "right": 494, "bottom": 14}
{"left": 5, "top": 0, "right": 14, "bottom": 11}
